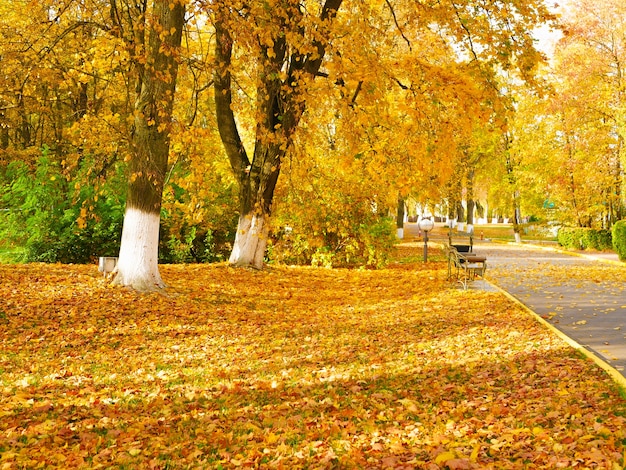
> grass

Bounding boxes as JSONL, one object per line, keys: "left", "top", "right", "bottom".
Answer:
{"left": 450, "top": 223, "right": 557, "bottom": 242}
{"left": 0, "top": 246, "right": 28, "bottom": 264}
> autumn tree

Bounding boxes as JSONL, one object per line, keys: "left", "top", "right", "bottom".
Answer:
{"left": 548, "top": 0, "right": 626, "bottom": 227}
{"left": 489, "top": 90, "right": 553, "bottom": 225}
{"left": 0, "top": 0, "right": 136, "bottom": 261}
{"left": 211, "top": 0, "right": 343, "bottom": 268}
{"left": 501, "top": 0, "right": 626, "bottom": 229}
{"left": 1, "top": 0, "right": 555, "bottom": 272}
{"left": 208, "top": 0, "right": 554, "bottom": 269}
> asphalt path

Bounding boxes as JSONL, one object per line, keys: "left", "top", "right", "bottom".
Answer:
{"left": 470, "top": 241, "right": 626, "bottom": 374}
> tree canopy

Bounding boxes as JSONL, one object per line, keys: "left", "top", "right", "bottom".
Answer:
{"left": 4, "top": 0, "right": 624, "bottom": 272}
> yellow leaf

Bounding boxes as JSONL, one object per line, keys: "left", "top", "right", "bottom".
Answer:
{"left": 532, "top": 427, "right": 544, "bottom": 436}
{"left": 398, "top": 398, "right": 418, "bottom": 413}
{"left": 435, "top": 451, "right": 456, "bottom": 465}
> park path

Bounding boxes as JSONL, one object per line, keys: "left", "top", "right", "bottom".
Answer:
{"left": 403, "top": 222, "right": 626, "bottom": 375}
{"left": 470, "top": 240, "right": 626, "bottom": 375}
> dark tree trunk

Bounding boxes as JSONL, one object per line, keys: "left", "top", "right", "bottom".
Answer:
{"left": 456, "top": 201, "right": 465, "bottom": 223}
{"left": 114, "top": 0, "right": 185, "bottom": 291}
{"left": 466, "top": 168, "right": 475, "bottom": 228}
{"left": 396, "top": 196, "right": 405, "bottom": 238}
{"left": 504, "top": 133, "right": 522, "bottom": 242}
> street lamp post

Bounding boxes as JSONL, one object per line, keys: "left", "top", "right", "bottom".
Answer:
{"left": 418, "top": 217, "right": 435, "bottom": 262}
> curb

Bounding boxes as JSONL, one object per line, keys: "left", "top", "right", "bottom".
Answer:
{"left": 486, "top": 279, "right": 626, "bottom": 392}
{"left": 436, "top": 238, "right": 626, "bottom": 390}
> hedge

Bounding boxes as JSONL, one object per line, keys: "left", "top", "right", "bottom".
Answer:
{"left": 557, "top": 227, "right": 613, "bottom": 251}
{"left": 612, "top": 221, "right": 626, "bottom": 261}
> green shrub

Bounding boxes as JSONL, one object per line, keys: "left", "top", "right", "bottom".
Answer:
{"left": 0, "top": 148, "right": 125, "bottom": 263}
{"left": 557, "top": 228, "right": 577, "bottom": 249}
{"left": 557, "top": 227, "right": 613, "bottom": 251}
{"left": 158, "top": 176, "right": 238, "bottom": 264}
{"left": 159, "top": 225, "right": 236, "bottom": 264}
{"left": 612, "top": 221, "right": 626, "bottom": 261}
{"left": 583, "top": 229, "right": 612, "bottom": 251}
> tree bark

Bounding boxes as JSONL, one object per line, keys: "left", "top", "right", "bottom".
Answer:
{"left": 466, "top": 168, "right": 475, "bottom": 233}
{"left": 396, "top": 196, "right": 405, "bottom": 239}
{"left": 456, "top": 201, "right": 466, "bottom": 223}
{"left": 113, "top": 0, "right": 185, "bottom": 291}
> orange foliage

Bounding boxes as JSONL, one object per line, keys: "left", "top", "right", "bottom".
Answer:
{"left": 1, "top": 251, "right": 625, "bottom": 468}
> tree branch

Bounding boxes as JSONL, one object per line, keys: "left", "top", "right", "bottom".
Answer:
{"left": 384, "top": 0, "right": 411, "bottom": 50}
{"left": 214, "top": 17, "right": 250, "bottom": 179}
{"left": 350, "top": 80, "right": 363, "bottom": 107}
{"left": 301, "top": 0, "right": 343, "bottom": 77}
{"left": 451, "top": 0, "right": 479, "bottom": 62}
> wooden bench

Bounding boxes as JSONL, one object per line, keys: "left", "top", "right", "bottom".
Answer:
{"left": 445, "top": 243, "right": 487, "bottom": 290}
{"left": 449, "top": 231, "right": 473, "bottom": 254}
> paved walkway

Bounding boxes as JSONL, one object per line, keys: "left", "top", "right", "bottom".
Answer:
{"left": 474, "top": 241, "right": 626, "bottom": 374}
{"left": 404, "top": 222, "right": 626, "bottom": 376}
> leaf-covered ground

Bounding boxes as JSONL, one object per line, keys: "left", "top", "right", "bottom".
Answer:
{"left": 1, "top": 245, "right": 626, "bottom": 469}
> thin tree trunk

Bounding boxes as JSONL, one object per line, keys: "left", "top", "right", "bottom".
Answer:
{"left": 466, "top": 168, "right": 475, "bottom": 234}
{"left": 114, "top": 0, "right": 185, "bottom": 291}
{"left": 456, "top": 201, "right": 465, "bottom": 223}
{"left": 503, "top": 133, "right": 522, "bottom": 242}
{"left": 396, "top": 196, "right": 405, "bottom": 239}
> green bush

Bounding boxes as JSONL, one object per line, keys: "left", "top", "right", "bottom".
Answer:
{"left": 159, "top": 225, "right": 236, "bottom": 264}
{"left": 158, "top": 177, "right": 238, "bottom": 264}
{"left": 1, "top": 146, "right": 240, "bottom": 264}
{"left": 557, "top": 227, "right": 612, "bottom": 251}
{"left": 584, "top": 229, "right": 612, "bottom": 251}
{"left": 0, "top": 149, "right": 125, "bottom": 263}
{"left": 612, "top": 221, "right": 626, "bottom": 261}
{"left": 557, "top": 228, "right": 577, "bottom": 249}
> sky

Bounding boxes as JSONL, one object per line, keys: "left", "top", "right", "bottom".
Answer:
{"left": 533, "top": 1, "right": 568, "bottom": 56}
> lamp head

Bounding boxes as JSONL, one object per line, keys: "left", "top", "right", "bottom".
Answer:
{"left": 418, "top": 218, "right": 435, "bottom": 232}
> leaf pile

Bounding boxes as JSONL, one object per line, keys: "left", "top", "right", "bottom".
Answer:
{"left": 1, "top": 255, "right": 626, "bottom": 469}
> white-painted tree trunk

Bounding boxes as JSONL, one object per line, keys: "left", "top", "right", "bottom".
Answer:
{"left": 114, "top": 207, "right": 165, "bottom": 291}
{"left": 229, "top": 214, "right": 268, "bottom": 269}
{"left": 396, "top": 228, "right": 404, "bottom": 239}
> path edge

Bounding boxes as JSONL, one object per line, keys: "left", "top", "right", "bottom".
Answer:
{"left": 487, "top": 280, "right": 626, "bottom": 392}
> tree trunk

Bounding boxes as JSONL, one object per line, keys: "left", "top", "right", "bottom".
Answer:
{"left": 214, "top": 0, "right": 343, "bottom": 269}
{"left": 113, "top": 0, "right": 185, "bottom": 291}
{"left": 228, "top": 141, "right": 282, "bottom": 267}
{"left": 466, "top": 168, "right": 475, "bottom": 233}
{"left": 512, "top": 190, "right": 522, "bottom": 242}
{"left": 503, "top": 132, "right": 522, "bottom": 242}
{"left": 610, "top": 135, "right": 624, "bottom": 225}
{"left": 396, "top": 196, "right": 405, "bottom": 239}
{"left": 456, "top": 201, "right": 465, "bottom": 223}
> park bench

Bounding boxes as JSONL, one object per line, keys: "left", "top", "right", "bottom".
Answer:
{"left": 444, "top": 242, "right": 487, "bottom": 290}
{"left": 448, "top": 230, "right": 473, "bottom": 254}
